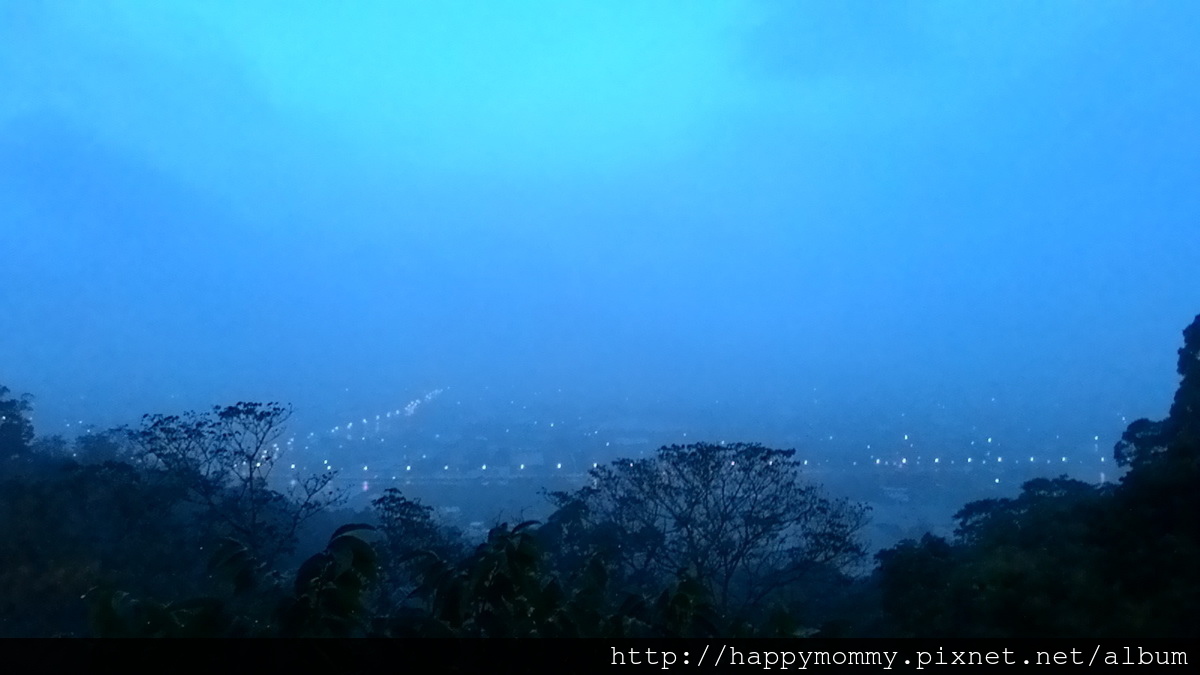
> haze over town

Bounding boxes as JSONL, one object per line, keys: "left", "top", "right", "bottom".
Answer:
{"left": 3, "top": 0, "right": 1198, "bottom": 549}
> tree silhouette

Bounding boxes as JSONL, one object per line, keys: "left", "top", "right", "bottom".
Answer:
{"left": 877, "top": 313, "right": 1200, "bottom": 638}
{"left": 370, "top": 488, "right": 464, "bottom": 607}
{"left": 1115, "top": 313, "right": 1200, "bottom": 467}
{"left": 88, "top": 524, "right": 382, "bottom": 637}
{"left": 128, "top": 402, "right": 343, "bottom": 562}
{"left": 0, "top": 385, "right": 34, "bottom": 473}
{"left": 550, "top": 442, "right": 869, "bottom": 618}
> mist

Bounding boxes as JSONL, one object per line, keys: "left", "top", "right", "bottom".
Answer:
{"left": 3, "top": 0, "right": 1199, "bottom": 520}
{"left": 5, "top": 1, "right": 1200, "bottom": 643}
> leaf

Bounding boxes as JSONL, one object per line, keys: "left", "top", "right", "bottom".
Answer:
{"left": 331, "top": 522, "right": 378, "bottom": 540}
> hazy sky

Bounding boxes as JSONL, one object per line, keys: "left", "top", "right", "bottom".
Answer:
{"left": 2, "top": 1, "right": 1197, "bottom": 446}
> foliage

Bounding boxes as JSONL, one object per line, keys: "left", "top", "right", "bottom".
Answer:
{"left": 89, "top": 525, "right": 381, "bottom": 637}
{"left": 370, "top": 488, "right": 465, "bottom": 606}
{"left": 15, "top": 314, "right": 1200, "bottom": 638}
{"left": 874, "top": 533, "right": 961, "bottom": 636}
{"left": 73, "top": 430, "right": 131, "bottom": 464}
{"left": 128, "top": 402, "right": 343, "bottom": 562}
{"left": 549, "top": 442, "right": 869, "bottom": 618}
{"left": 277, "top": 524, "right": 381, "bottom": 637}
{"left": 877, "top": 314, "right": 1200, "bottom": 638}
{"left": 85, "top": 512, "right": 730, "bottom": 638}
{"left": 0, "top": 386, "right": 35, "bottom": 475}
{"left": 0, "top": 460, "right": 207, "bottom": 636}
{"left": 387, "top": 519, "right": 724, "bottom": 638}
{"left": 876, "top": 470, "right": 1192, "bottom": 637}
{"left": 1115, "top": 313, "right": 1200, "bottom": 467}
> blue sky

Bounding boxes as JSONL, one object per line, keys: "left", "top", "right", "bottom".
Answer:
{"left": 2, "top": 1, "right": 1197, "bottom": 449}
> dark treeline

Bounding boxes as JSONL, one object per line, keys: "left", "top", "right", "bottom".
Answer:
{"left": 1, "top": 315, "right": 1197, "bottom": 638}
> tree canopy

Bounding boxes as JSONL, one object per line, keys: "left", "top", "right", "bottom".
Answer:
{"left": 550, "top": 442, "right": 869, "bottom": 618}
{"left": 876, "top": 314, "right": 1200, "bottom": 638}
{"left": 127, "top": 401, "right": 343, "bottom": 562}
{"left": 0, "top": 386, "right": 34, "bottom": 469}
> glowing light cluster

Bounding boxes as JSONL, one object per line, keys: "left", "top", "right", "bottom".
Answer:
{"left": 405, "top": 388, "right": 446, "bottom": 417}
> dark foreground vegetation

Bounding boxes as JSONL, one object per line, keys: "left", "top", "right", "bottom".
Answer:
{"left": 2, "top": 315, "right": 1197, "bottom": 637}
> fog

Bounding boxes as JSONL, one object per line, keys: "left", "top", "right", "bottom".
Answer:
{"left": 3, "top": 1, "right": 1197, "bottom": 509}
